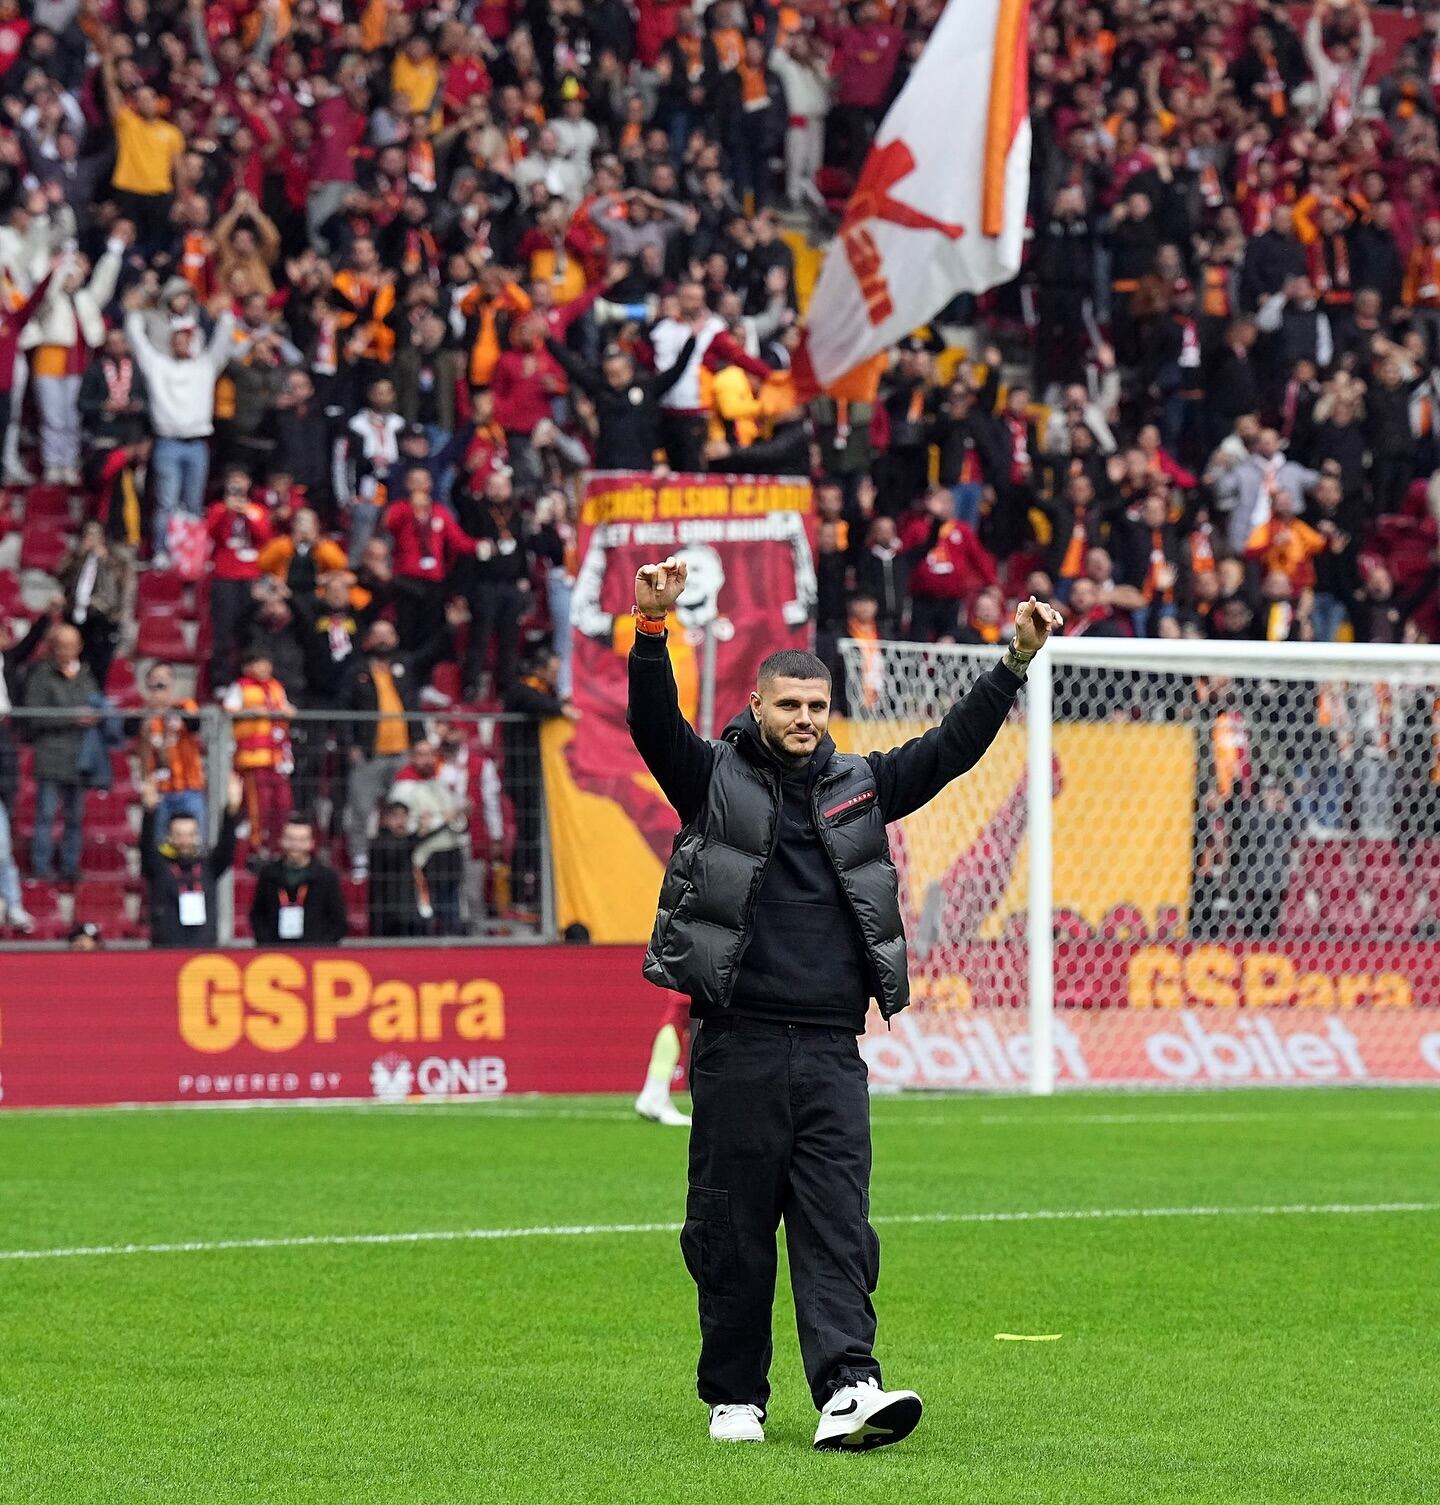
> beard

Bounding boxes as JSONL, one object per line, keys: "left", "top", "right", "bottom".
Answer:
{"left": 759, "top": 721, "right": 816, "bottom": 765}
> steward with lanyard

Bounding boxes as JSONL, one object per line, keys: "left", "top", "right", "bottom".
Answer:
{"left": 250, "top": 817, "right": 348, "bottom": 946}
{"left": 140, "top": 771, "right": 243, "bottom": 947}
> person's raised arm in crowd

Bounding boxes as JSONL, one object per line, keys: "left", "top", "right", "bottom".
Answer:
{"left": 122, "top": 289, "right": 161, "bottom": 368}
{"left": 203, "top": 304, "right": 245, "bottom": 373}
{"left": 215, "top": 190, "right": 282, "bottom": 271}
{"left": 98, "top": 35, "right": 126, "bottom": 119}
{"left": 185, "top": 0, "right": 222, "bottom": 86}
{"left": 543, "top": 335, "right": 604, "bottom": 398}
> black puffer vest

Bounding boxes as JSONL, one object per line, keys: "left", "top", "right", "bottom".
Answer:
{"left": 643, "top": 726, "right": 910, "bottom": 1018}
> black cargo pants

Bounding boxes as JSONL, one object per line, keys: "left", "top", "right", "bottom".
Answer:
{"left": 681, "top": 1014, "right": 883, "bottom": 1413}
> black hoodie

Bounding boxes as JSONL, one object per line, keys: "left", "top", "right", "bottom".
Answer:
{"left": 725, "top": 712, "right": 871, "bottom": 1028}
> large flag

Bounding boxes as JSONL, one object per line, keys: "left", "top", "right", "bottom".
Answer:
{"left": 800, "top": 0, "right": 1031, "bottom": 390}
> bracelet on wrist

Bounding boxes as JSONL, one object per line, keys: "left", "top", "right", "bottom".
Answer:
{"left": 1002, "top": 638, "right": 1037, "bottom": 678}
{"left": 633, "top": 607, "right": 667, "bottom": 636}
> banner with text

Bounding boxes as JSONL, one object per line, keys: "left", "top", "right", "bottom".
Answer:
{"left": 547, "top": 472, "right": 816, "bottom": 942}
{"left": 0, "top": 945, "right": 1437, "bottom": 1108}
{"left": 832, "top": 719, "right": 1198, "bottom": 946}
{"left": 0, "top": 946, "right": 660, "bottom": 1109}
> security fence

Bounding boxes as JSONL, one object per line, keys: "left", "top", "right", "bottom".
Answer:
{"left": 0, "top": 704, "right": 555, "bottom": 948}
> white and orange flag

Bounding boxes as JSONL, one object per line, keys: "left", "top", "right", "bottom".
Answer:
{"left": 798, "top": 0, "right": 1031, "bottom": 393}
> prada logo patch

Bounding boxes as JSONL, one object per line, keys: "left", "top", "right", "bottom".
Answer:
{"left": 823, "top": 790, "right": 875, "bottom": 820}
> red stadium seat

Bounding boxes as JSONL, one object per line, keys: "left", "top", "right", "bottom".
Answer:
{"left": 108, "top": 765, "right": 138, "bottom": 803}
{"left": 18, "top": 881, "right": 61, "bottom": 921}
{"left": 82, "top": 836, "right": 133, "bottom": 876}
{"left": 136, "top": 570, "right": 191, "bottom": 616}
{"left": 0, "top": 570, "right": 25, "bottom": 617}
{"left": 17, "top": 914, "right": 72, "bottom": 941}
{"left": 73, "top": 878, "right": 134, "bottom": 934}
{"left": 1280, "top": 840, "right": 1367, "bottom": 938}
{"left": 85, "top": 789, "right": 135, "bottom": 844}
{"left": 105, "top": 658, "right": 140, "bottom": 705}
{"left": 19, "top": 525, "right": 71, "bottom": 575}
{"left": 430, "top": 660, "right": 463, "bottom": 703}
{"left": 1354, "top": 840, "right": 1421, "bottom": 936}
{"left": 21, "top": 484, "right": 74, "bottom": 527}
{"left": 1406, "top": 841, "right": 1440, "bottom": 928}
{"left": 135, "top": 613, "right": 197, "bottom": 662}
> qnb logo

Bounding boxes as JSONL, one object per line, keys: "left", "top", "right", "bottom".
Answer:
{"left": 1145, "top": 1012, "right": 1368, "bottom": 1083}
{"left": 370, "top": 1054, "right": 508, "bottom": 1101}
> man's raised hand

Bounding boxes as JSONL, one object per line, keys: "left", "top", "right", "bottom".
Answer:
{"left": 1015, "top": 596, "right": 1063, "bottom": 654}
{"left": 635, "top": 557, "right": 688, "bottom": 619}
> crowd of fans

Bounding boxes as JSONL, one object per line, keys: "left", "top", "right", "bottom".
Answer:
{"left": 0, "top": 0, "right": 1436, "bottom": 939}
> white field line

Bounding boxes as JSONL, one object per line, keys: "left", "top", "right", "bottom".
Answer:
{"left": 323, "top": 1106, "right": 1440, "bottom": 1127}
{"left": 3, "top": 1098, "right": 1437, "bottom": 1126}
{"left": 1, "top": 1201, "right": 1435, "bottom": 1265}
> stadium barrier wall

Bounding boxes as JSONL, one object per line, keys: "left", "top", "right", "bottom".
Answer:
{"left": 2, "top": 943, "right": 1438, "bottom": 1110}
{"left": 0, "top": 945, "right": 661, "bottom": 1109}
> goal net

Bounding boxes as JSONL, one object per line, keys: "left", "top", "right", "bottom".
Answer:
{"left": 837, "top": 636, "right": 1440, "bottom": 1092}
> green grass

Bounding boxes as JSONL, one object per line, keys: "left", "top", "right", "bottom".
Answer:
{"left": 2, "top": 1088, "right": 1438, "bottom": 1504}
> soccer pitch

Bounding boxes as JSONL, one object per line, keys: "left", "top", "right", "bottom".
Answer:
{"left": 2, "top": 1089, "right": 1437, "bottom": 1504}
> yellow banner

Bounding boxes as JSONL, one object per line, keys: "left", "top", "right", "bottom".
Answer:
{"left": 542, "top": 719, "right": 668, "bottom": 943}
{"left": 544, "top": 717, "right": 1195, "bottom": 945}
{"left": 832, "top": 719, "right": 1196, "bottom": 936}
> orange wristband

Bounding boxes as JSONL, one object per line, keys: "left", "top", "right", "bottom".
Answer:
{"left": 633, "top": 608, "right": 667, "bottom": 636}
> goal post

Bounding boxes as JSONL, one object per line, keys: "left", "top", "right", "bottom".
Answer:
{"left": 837, "top": 635, "right": 1440, "bottom": 1094}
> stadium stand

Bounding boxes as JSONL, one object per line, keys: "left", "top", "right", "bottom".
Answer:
{"left": 0, "top": 0, "right": 1434, "bottom": 942}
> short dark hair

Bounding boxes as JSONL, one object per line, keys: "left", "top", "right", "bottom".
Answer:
{"left": 757, "top": 650, "right": 831, "bottom": 689}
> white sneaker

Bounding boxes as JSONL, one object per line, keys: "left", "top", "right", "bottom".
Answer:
{"left": 709, "top": 1404, "right": 764, "bottom": 1442}
{"left": 634, "top": 1085, "right": 690, "bottom": 1126}
{"left": 9, "top": 907, "right": 34, "bottom": 934}
{"left": 813, "top": 1378, "right": 923, "bottom": 1452}
{"left": 3, "top": 462, "right": 35, "bottom": 487}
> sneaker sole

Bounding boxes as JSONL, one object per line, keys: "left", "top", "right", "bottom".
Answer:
{"left": 814, "top": 1394, "right": 923, "bottom": 1452}
{"left": 634, "top": 1101, "right": 690, "bottom": 1127}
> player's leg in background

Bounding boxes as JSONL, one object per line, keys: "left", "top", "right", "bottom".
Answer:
{"left": 635, "top": 990, "right": 691, "bottom": 1126}
{"left": 784, "top": 1029, "right": 882, "bottom": 1410}
{"left": 682, "top": 1019, "right": 791, "bottom": 1417}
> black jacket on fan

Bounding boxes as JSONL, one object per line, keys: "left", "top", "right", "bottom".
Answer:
{"left": 544, "top": 335, "right": 695, "bottom": 471}
{"left": 250, "top": 858, "right": 347, "bottom": 945}
{"left": 369, "top": 830, "right": 421, "bottom": 937}
{"left": 627, "top": 627, "right": 1023, "bottom": 1028}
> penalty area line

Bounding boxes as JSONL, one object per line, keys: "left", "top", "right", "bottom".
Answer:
{"left": 2, "top": 1201, "right": 1435, "bottom": 1265}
